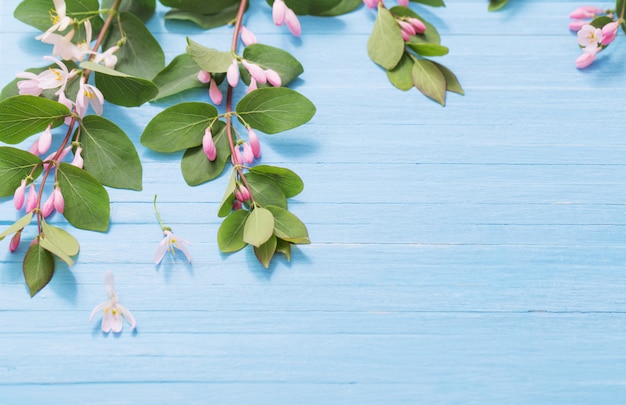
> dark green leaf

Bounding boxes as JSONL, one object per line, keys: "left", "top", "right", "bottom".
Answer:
{"left": 164, "top": 4, "right": 241, "bottom": 29}
{"left": 23, "top": 241, "right": 55, "bottom": 297}
{"left": 266, "top": 206, "right": 310, "bottom": 245}
{"left": 410, "top": 0, "right": 445, "bottom": 7}
{"left": 56, "top": 163, "right": 110, "bottom": 232}
{"left": 412, "top": 59, "right": 446, "bottom": 105}
{"left": 488, "top": 0, "right": 509, "bottom": 11}
{"left": 367, "top": 6, "right": 404, "bottom": 70}
{"left": 432, "top": 61, "right": 464, "bottom": 95}
{"left": 0, "top": 147, "right": 42, "bottom": 197}
{"left": 160, "top": 0, "right": 239, "bottom": 14}
{"left": 102, "top": 0, "right": 156, "bottom": 22}
{"left": 140, "top": 102, "right": 218, "bottom": 152}
{"left": 186, "top": 39, "right": 233, "bottom": 73}
{"left": 243, "top": 207, "right": 274, "bottom": 247}
{"left": 81, "top": 62, "right": 159, "bottom": 107}
{"left": 218, "top": 209, "right": 249, "bottom": 252}
{"left": 243, "top": 172, "right": 287, "bottom": 209}
{"left": 387, "top": 53, "right": 414, "bottom": 91}
{"left": 0, "top": 96, "right": 70, "bottom": 144}
{"left": 590, "top": 16, "right": 614, "bottom": 29}
{"left": 243, "top": 44, "right": 304, "bottom": 86}
{"left": 249, "top": 165, "right": 304, "bottom": 198}
{"left": 275, "top": 238, "right": 292, "bottom": 261}
{"left": 236, "top": 88, "right": 316, "bottom": 134}
{"left": 77, "top": 115, "right": 143, "bottom": 190}
{"left": 254, "top": 235, "right": 277, "bottom": 268}
{"left": 0, "top": 212, "right": 33, "bottom": 242}
{"left": 152, "top": 53, "right": 204, "bottom": 100}
{"left": 181, "top": 121, "right": 230, "bottom": 186}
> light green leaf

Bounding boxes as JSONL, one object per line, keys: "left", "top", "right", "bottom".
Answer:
{"left": 102, "top": 12, "right": 165, "bottom": 79}
{"left": 161, "top": 0, "right": 239, "bottom": 14}
{"left": 217, "top": 209, "right": 249, "bottom": 252}
{"left": 39, "top": 237, "right": 74, "bottom": 266}
{"left": 387, "top": 53, "right": 414, "bottom": 91}
{"left": 0, "top": 96, "right": 70, "bottom": 144}
{"left": 266, "top": 206, "right": 310, "bottom": 245}
{"left": 249, "top": 165, "right": 304, "bottom": 198}
{"left": 181, "top": 121, "right": 230, "bottom": 186}
{"left": 412, "top": 59, "right": 446, "bottom": 105}
{"left": 367, "top": 6, "right": 404, "bottom": 70}
{"left": 408, "top": 43, "right": 449, "bottom": 57}
{"left": 0, "top": 147, "right": 42, "bottom": 197}
{"left": 432, "top": 61, "right": 464, "bottom": 95}
{"left": 218, "top": 170, "right": 237, "bottom": 218}
{"left": 186, "top": 39, "right": 232, "bottom": 73}
{"left": 41, "top": 219, "right": 80, "bottom": 256}
{"left": 243, "top": 44, "right": 304, "bottom": 86}
{"left": 76, "top": 115, "right": 142, "bottom": 190}
{"left": 236, "top": 88, "right": 316, "bottom": 134}
{"left": 152, "top": 53, "right": 205, "bottom": 100}
{"left": 56, "top": 163, "right": 110, "bottom": 232}
{"left": 243, "top": 207, "right": 274, "bottom": 248}
{"left": 254, "top": 235, "right": 277, "bottom": 268}
{"left": 80, "top": 62, "right": 159, "bottom": 107}
{"left": 0, "top": 212, "right": 33, "bottom": 242}
{"left": 23, "top": 241, "right": 55, "bottom": 297}
{"left": 243, "top": 172, "right": 287, "bottom": 209}
{"left": 140, "top": 102, "right": 218, "bottom": 152}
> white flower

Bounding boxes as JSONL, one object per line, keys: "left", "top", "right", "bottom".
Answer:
{"left": 16, "top": 57, "right": 76, "bottom": 97}
{"left": 90, "top": 271, "right": 136, "bottom": 333}
{"left": 154, "top": 229, "right": 192, "bottom": 264}
{"left": 577, "top": 24, "right": 603, "bottom": 50}
{"left": 36, "top": 0, "right": 73, "bottom": 40}
{"left": 76, "top": 81, "right": 104, "bottom": 117}
{"left": 40, "top": 30, "right": 84, "bottom": 61}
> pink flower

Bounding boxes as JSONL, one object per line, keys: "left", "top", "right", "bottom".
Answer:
{"left": 242, "top": 60, "right": 267, "bottom": 84}
{"left": 227, "top": 59, "right": 240, "bottom": 87}
{"left": 577, "top": 24, "right": 603, "bottom": 49}
{"left": 601, "top": 21, "right": 619, "bottom": 45}
{"left": 363, "top": 0, "right": 378, "bottom": 9}
{"left": 409, "top": 17, "right": 426, "bottom": 34}
{"left": 209, "top": 79, "right": 223, "bottom": 105}
{"left": 241, "top": 26, "right": 257, "bottom": 46}
{"left": 285, "top": 8, "right": 302, "bottom": 36}
{"left": 398, "top": 0, "right": 409, "bottom": 6}
{"left": 40, "top": 30, "right": 84, "bottom": 62}
{"left": 53, "top": 187, "right": 64, "bottom": 214}
{"left": 14, "top": 180, "right": 26, "bottom": 210}
{"left": 238, "top": 185, "right": 250, "bottom": 201}
{"left": 197, "top": 70, "right": 211, "bottom": 84}
{"left": 232, "top": 145, "right": 243, "bottom": 165}
{"left": 93, "top": 45, "right": 119, "bottom": 69}
{"left": 248, "top": 127, "right": 261, "bottom": 158}
{"left": 37, "top": 0, "right": 74, "bottom": 40}
{"left": 576, "top": 46, "right": 599, "bottom": 69}
{"left": 273, "top": 0, "right": 301, "bottom": 36}
{"left": 71, "top": 146, "right": 84, "bottom": 168}
{"left": 25, "top": 183, "right": 37, "bottom": 213}
{"left": 398, "top": 20, "right": 416, "bottom": 36}
{"left": 247, "top": 78, "right": 258, "bottom": 93}
{"left": 401, "top": 29, "right": 410, "bottom": 41}
{"left": 569, "top": 20, "right": 588, "bottom": 32}
{"left": 265, "top": 69, "right": 281, "bottom": 87}
{"left": 273, "top": 0, "right": 287, "bottom": 25}
{"left": 569, "top": 6, "right": 604, "bottom": 19}
{"left": 9, "top": 230, "right": 22, "bottom": 253}
{"left": 202, "top": 127, "right": 217, "bottom": 161}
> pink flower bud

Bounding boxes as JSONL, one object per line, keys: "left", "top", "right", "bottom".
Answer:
{"left": 43, "top": 146, "right": 72, "bottom": 171}
{"left": 9, "top": 230, "right": 22, "bottom": 253}
{"left": 242, "top": 60, "right": 267, "bottom": 84}
{"left": 409, "top": 18, "right": 426, "bottom": 34}
{"left": 239, "top": 185, "right": 251, "bottom": 202}
{"left": 38, "top": 125, "right": 52, "bottom": 155}
{"left": 401, "top": 29, "right": 410, "bottom": 41}
{"left": 232, "top": 145, "right": 242, "bottom": 165}
{"left": 570, "top": 6, "right": 604, "bottom": 19}
{"left": 241, "top": 26, "right": 257, "bottom": 46}
{"left": 285, "top": 8, "right": 301, "bottom": 36}
{"left": 53, "top": 187, "right": 64, "bottom": 214}
{"left": 29, "top": 139, "right": 40, "bottom": 155}
{"left": 197, "top": 70, "right": 211, "bottom": 84}
{"left": 202, "top": 127, "right": 217, "bottom": 161}
{"left": 242, "top": 142, "right": 254, "bottom": 164}
{"left": 14, "top": 179, "right": 26, "bottom": 210}
{"left": 273, "top": 0, "right": 287, "bottom": 25}
{"left": 41, "top": 192, "right": 55, "bottom": 217}
{"left": 363, "top": 0, "right": 378, "bottom": 9}
{"left": 25, "top": 183, "right": 37, "bottom": 213}
{"left": 398, "top": 20, "right": 416, "bottom": 36}
{"left": 398, "top": 0, "right": 409, "bottom": 6}
{"left": 209, "top": 79, "right": 223, "bottom": 105}
{"left": 233, "top": 200, "right": 242, "bottom": 210}
{"left": 72, "top": 147, "right": 84, "bottom": 169}
{"left": 601, "top": 21, "right": 619, "bottom": 45}
{"left": 576, "top": 48, "right": 598, "bottom": 69}
{"left": 568, "top": 20, "right": 588, "bottom": 32}
{"left": 227, "top": 59, "right": 240, "bottom": 87}
{"left": 265, "top": 69, "right": 282, "bottom": 87}
{"left": 234, "top": 188, "right": 244, "bottom": 202}
{"left": 247, "top": 78, "right": 258, "bottom": 93}
{"left": 248, "top": 127, "right": 261, "bottom": 158}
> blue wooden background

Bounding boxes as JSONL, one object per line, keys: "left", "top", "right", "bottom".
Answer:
{"left": 2, "top": 0, "right": 626, "bottom": 403}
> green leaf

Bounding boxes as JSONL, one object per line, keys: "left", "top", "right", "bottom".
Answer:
{"left": 590, "top": 16, "right": 614, "bottom": 29}
{"left": 266, "top": 206, "right": 310, "bottom": 244}
{"left": 408, "top": 43, "right": 449, "bottom": 57}
{"left": 367, "top": 6, "right": 404, "bottom": 70}
{"left": 217, "top": 209, "right": 249, "bottom": 252}
{"left": 218, "top": 170, "right": 237, "bottom": 218}
{"left": 0, "top": 212, "right": 33, "bottom": 242}
{"left": 243, "top": 172, "right": 287, "bottom": 209}
{"left": 41, "top": 219, "right": 80, "bottom": 256}
{"left": 387, "top": 53, "right": 414, "bottom": 91}
{"left": 23, "top": 241, "right": 55, "bottom": 297}
{"left": 243, "top": 207, "right": 274, "bottom": 248}
{"left": 0, "top": 147, "right": 42, "bottom": 197}
{"left": 160, "top": 0, "right": 239, "bottom": 14}
{"left": 164, "top": 4, "right": 241, "bottom": 29}
{"left": 410, "top": 0, "right": 445, "bottom": 6}
{"left": 80, "top": 62, "right": 159, "bottom": 107}
{"left": 272, "top": 0, "right": 361, "bottom": 16}
{"left": 236, "top": 88, "right": 316, "bottom": 134}
{"left": 488, "top": 0, "right": 509, "bottom": 11}
{"left": 102, "top": 12, "right": 165, "bottom": 79}
{"left": 152, "top": 53, "right": 204, "bottom": 100}
{"left": 181, "top": 121, "right": 230, "bottom": 186}
{"left": 102, "top": 0, "right": 156, "bottom": 22}
{"left": 243, "top": 44, "right": 304, "bottom": 87}
{"left": 254, "top": 235, "right": 277, "bottom": 268}
{"left": 186, "top": 39, "right": 232, "bottom": 73}
{"left": 432, "top": 61, "right": 464, "bottom": 95}
{"left": 0, "top": 96, "right": 70, "bottom": 144}
{"left": 412, "top": 59, "right": 446, "bottom": 105}
{"left": 76, "top": 115, "right": 142, "bottom": 190}
{"left": 249, "top": 165, "right": 304, "bottom": 198}
{"left": 56, "top": 163, "right": 110, "bottom": 232}
{"left": 39, "top": 237, "right": 74, "bottom": 266}
{"left": 275, "top": 238, "right": 292, "bottom": 261}
{"left": 140, "top": 102, "right": 218, "bottom": 152}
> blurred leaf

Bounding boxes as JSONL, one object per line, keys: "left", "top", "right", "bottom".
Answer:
{"left": 160, "top": 0, "right": 239, "bottom": 14}
{"left": 23, "top": 241, "right": 55, "bottom": 297}
{"left": 243, "top": 207, "right": 274, "bottom": 247}
{"left": 410, "top": 0, "right": 445, "bottom": 6}
{"left": 408, "top": 43, "right": 449, "bottom": 57}
{"left": 0, "top": 96, "right": 69, "bottom": 144}
{"left": 275, "top": 238, "right": 292, "bottom": 261}
{"left": 432, "top": 61, "right": 464, "bottom": 95}
{"left": 367, "top": 6, "right": 404, "bottom": 70}
{"left": 488, "top": 0, "right": 509, "bottom": 11}
{"left": 0, "top": 147, "right": 42, "bottom": 197}
{"left": 218, "top": 209, "right": 249, "bottom": 252}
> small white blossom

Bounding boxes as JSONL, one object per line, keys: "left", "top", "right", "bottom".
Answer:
{"left": 90, "top": 271, "right": 136, "bottom": 333}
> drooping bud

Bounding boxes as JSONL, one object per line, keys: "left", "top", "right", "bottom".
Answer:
{"left": 241, "top": 26, "right": 258, "bottom": 46}
{"left": 209, "top": 79, "right": 223, "bottom": 105}
{"left": 273, "top": 0, "right": 287, "bottom": 25}
{"left": 248, "top": 127, "right": 261, "bottom": 158}
{"left": 231, "top": 145, "right": 243, "bottom": 165}
{"left": 247, "top": 78, "right": 258, "bottom": 93}
{"left": 38, "top": 125, "right": 53, "bottom": 155}
{"left": 265, "top": 69, "right": 282, "bottom": 87}
{"left": 242, "top": 142, "right": 254, "bottom": 164}
{"left": 14, "top": 179, "right": 26, "bottom": 210}
{"left": 601, "top": 21, "right": 619, "bottom": 45}
{"left": 408, "top": 18, "right": 426, "bottom": 34}
{"left": 202, "top": 127, "right": 217, "bottom": 161}
{"left": 53, "top": 186, "right": 64, "bottom": 214}
{"left": 398, "top": 0, "right": 409, "bottom": 6}
{"left": 242, "top": 60, "right": 267, "bottom": 84}
{"left": 25, "top": 183, "right": 37, "bottom": 213}
{"left": 197, "top": 70, "right": 211, "bottom": 84}
{"left": 285, "top": 8, "right": 302, "bottom": 36}
{"left": 363, "top": 0, "right": 378, "bottom": 9}
{"left": 41, "top": 192, "right": 55, "bottom": 217}
{"left": 227, "top": 59, "right": 240, "bottom": 87}
{"left": 9, "top": 230, "right": 22, "bottom": 253}
{"left": 71, "top": 146, "right": 84, "bottom": 169}
{"left": 238, "top": 185, "right": 251, "bottom": 201}
{"left": 569, "top": 6, "right": 604, "bottom": 19}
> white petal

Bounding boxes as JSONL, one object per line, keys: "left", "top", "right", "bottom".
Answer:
{"left": 119, "top": 304, "right": 137, "bottom": 330}
{"left": 89, "top": 301, "right": 108, "bottom": 321}
{"left": 176, "top": 243, "right": 192, "bottom": 263}
{"left": 111, "top": 312, "right": 123, "bottom": 333}
{"left": 154, "top": 238, "right": 169, "bottom": 264}
{"left": 101, "top": 309, "right": 113, "bottom": 332}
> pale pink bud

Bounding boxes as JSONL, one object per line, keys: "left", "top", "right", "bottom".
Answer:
{"left": 14, "top": 179, "right": 26, "bottom": 210}
{"left": 202, "top": 127, "right": 217, "bottom": 161}
{"left": 273, "top": 0, "right": 287, "bottom": 25}
{"left": 248, "top": 127, "right": 261, "bottom": 158}
{"left": 38, "top": 125, "right": 53, "bottom": 155}
{"left": 53, "top": 187, "right": 64, "bottom": 214}
{"left": 570, "top": 6, "right": 604, "bottom": 19}
{"left": 41, "top": 192, "right": 55, "bottom": 217}
{"left": 409, "top": 18, "right": 426, "bottom": 34}
{"left": 197, "top": 70, "right": 211, "bottom": 84}
{"left": 232, "top": 145, "right": 242, "bottom": 165}
{"left": 398, "top": 0, "right": 409, "bottom": 5}
{"left": 363, "top": 0, "right": 378, "bottom": 9}
{"left": 247, "top": 78, "right": 258, "bottom": 93}
{"left": 43, "top": 145, "right": 72, "bottom": 171}
{"left": 72, "top": 147, "right": 84, "bottom": 168}
{"left": 227, "top": 59, "right": 240, "bottom": 87}
{"left": 285, "top": 8, "right": 302, "bottom": 36}
{"left": 209, "top": 80, "right": 223, "bottom": 105}
{"left": 242, "top": 142, "right": 254, "bottom": 164}
{"left": 569, "top": 20, "right": 588, "bottom": 32}
{"left": 576, "top": 48, "right": 598, "bottom": 69}
{"left": 601, "top": 21, "right": 619, "bottom": 45}
{"left": 25, "top": 183, "right": 37, "bottom": 213}
{"left": 242, "top": 60, "right": 267, "bottom": 84}
{"left": 265, "top": 69, "right": 282, "bottom": 87}
{"left": 401, "top": 29, "right": 410, "bottom": 41}
{"left": 29, "top": 139, "right": 40, "bottom": 155}
{"left": 241, "top": 26, "right": 257, "bottom": 46}
{"left": 9, "top": 230, "right": 22, "bottom": 253}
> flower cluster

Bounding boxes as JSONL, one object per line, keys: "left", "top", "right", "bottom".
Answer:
{"left": 569, "top": 5, "right": 622, "bottom": 68}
